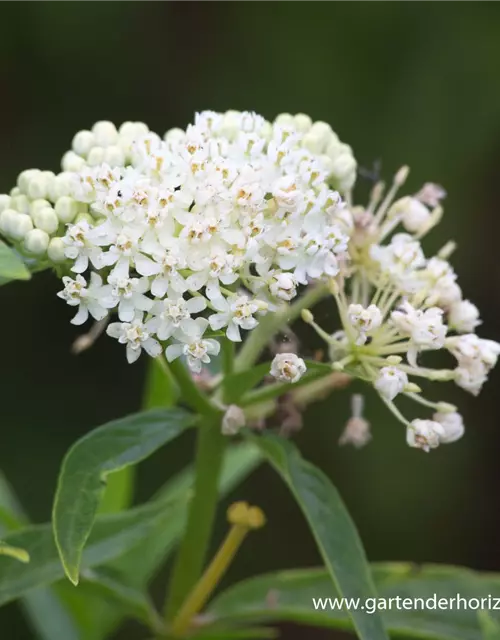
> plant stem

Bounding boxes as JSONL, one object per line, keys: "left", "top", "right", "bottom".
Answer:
{"left": 234, "top": 284, "right": 328, "bottom": 373}
{"left": 166, "top": 357, "right": 219, "bottom": 418}
{"left": 164, "top": 417, "right": 227, "bottom": 622}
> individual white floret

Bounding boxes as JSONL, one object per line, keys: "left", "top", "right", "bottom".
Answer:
{"left": 107, "top": 314, "right": 162, "bottom": 364}
{"left": 57, "top": 273, "right": 114, "bottom": 325}
{"left": 348, "top": 303, "right": 383, "bottom": 345}
{"left": 208, "top": 293, "right": 267, "bottom": 342}
{"left": 270, "top": 353, "right": 307, "bottom": 383}
{"left": 374, "top": 366, "right": 408, "bottom": 401}
{"left": 406, "top": 419, "right": 445, "bottom": 452}
{"left": 149, "top": 290, "right": 207, "bottom": 340}
{"left": 105, "top": 275, "right": 153, "bottom": 322}
{"left": 165, "top": 317, "right": 221, "bottom": 373}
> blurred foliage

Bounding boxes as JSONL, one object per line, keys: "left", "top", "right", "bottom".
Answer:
{"left": 1, "top": 3, "right": 500, "bottom": 639}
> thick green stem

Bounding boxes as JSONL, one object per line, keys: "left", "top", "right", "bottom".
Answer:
{"left": 234, "top": 284, "right": 328, "bottom": 373}
{"left": 166, "top": 357, "right": 219, "bottom": 418}
{"left": 164, "top": 418, "right": 227, "bottom": 622}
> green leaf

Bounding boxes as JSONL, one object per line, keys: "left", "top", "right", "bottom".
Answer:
{"left": 240, "top": 366, "right": 331, "bottom": 407}
{"left": 53, "top": 407, "right": 195, "bottom": 585}
{"left": 246, "top": 433, "right": 388, "bottom": 640}
{"left": 20, "top": 588, "right": 81, "bottom": 640}
{"left": 210, "top": 564, "right": 500, "bottom": 640}
{"left": 0, "top": 241, "right": 31, "bottom": 282}
{"left": 479, "top": 611, "right": 500, "bottom": 640}
{"left": 79, "top": 568, "right": 163, "bottom": 632}
{"left": 0, "top": 541, "right": 30, "bottom": 563}
{"left": 222, "top": 362, "right": 271, "bottom": 403}
{"left": 0, "top": 493, "right": 187, "bottom": 607}
{"left": 192, "top": 628, "right": 278, "bottom": 639}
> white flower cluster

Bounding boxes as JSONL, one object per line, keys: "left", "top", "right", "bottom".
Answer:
{"left": 8, "top": 111, "right": 354, "bottom": 367}
{"left": 302, "top": 168, "right": 499, "bottom": 451}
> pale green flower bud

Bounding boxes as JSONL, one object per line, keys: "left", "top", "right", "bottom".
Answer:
{"left": 24, "top": 228, "right": 49, "bottom": 255}
{"left": 87, "top": 146, "right": 105, "bottom": 166}
{"left": 41, "top": 171, "right": 56, "bottom": 197}
{"left": 9, "top": 212, "right": 34, "bottom": 240}
{"left": 119, "top": 121, "right": 137, "bottom": 137}
{"left": 72, "top": 130, "right": 95, "bottom": 157}
{"left": 104, "top": 145, "right": 125, "bottom": 166}
{"left": 62, "top": 151, "right": 86, "bottom": 172}
{"left": 28, "top": 174, "right": 49, "bottom": 200}
{"left": 55, "top": 196, "right": 78, "bottom": 223}
{"left": 17, "top": 169, "right": 40, "bottom": 194}
{"left": 49, "top": 172, "right": 73, "bottom": 201}
{"left": 293, "top": 113, "right": 312, "bottom": 133}
{"left": 30, "top": 198, "right": 51, "bottom": 217}
{"left": 47, "top": 237, "right": 66, "bottom": 263}
{"left": 330, "top": 153, "right": 357, "bottom": 192}
{"left": 75, "top": 212, "right": 94, "bottom": 225}
{"left": 10, "top": 187, "right": 21, "bottom": 197}
{"left": 92, "top": 121, "right": 118, "bottom": 147}
{"left": 33, "top": 206, "right": 59, "bottom": 234}
{"left": 275, "top": 113, "right": 295, "bottom": 127}
{"left": 0, "top": 194, "right": 11, "bottom": 213}
{"left": 11, "top": 194, "right": 30, "bottom": 214}
{"left": 164, "top": 127, "right": 185, "bottom": 144}
{"left": 0, "top": 208, "right": 17, "bottom": 236}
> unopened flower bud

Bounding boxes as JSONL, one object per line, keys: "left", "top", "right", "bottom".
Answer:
{"left": 17, "top": 169, "right": 39, "bottom": 194}
{"left": 221, "top": 405, "right": 246, "bottom": 436}
{"left": 294, "top": 113, "right": 312, "bottom": 133}
{"left": 11, "top": 194, "right": 30, "bottom": 214}
{"left": 0, "top": 194, "right": 11, "bottom": 213}
{"left": 275, "top": 113, "right": 295, "bottom": 127}
{"left": 397, "top": 197, "right": 431, "bottom": 234}
{"left": 27, "top": 174, "right": 49, "bottom": 200}
{"left": 47, "top": 237, "right": 66, "bottom": 263}
{"left": 9, "top": 212, "right": 34, "bottom": 240}
{"left": 92, "top": 121, "right": 118, "bottom": 147}
{"left": 270, "top": 353, "right": 307, "bottom": 383}
{"left": 24, "top": 229, "right": 49, "bottom": 255}
{"left": 55, "top": 196, "right": 78, "bottom": 223}
{"left": 405, "top": 382, "right": 422, "bottom": 393}
{"left": 33, "top": 207, "right": 59, "bottom": 234}
{"left": 432, "top": 411, "right": 464, "bottom": 444}
{"left": 87, "top": 146, "right": 106, "bottom": 166}
{"left": 61, "top": 151, "right": 86, "bottom": 172}
{"left": 448, "top": 300, "right": 481, "bottom": 333}
{"left": 72, "top": 130, "right": 95, "bottom": 156}
{"left": 301, "top": 309, "right": 314, "bottom": 324}
{"left": 0, "top": 208, "right": 17, "bottom": 236}
{"left": 104, "top": 145, "right": 125, "bottom": 167}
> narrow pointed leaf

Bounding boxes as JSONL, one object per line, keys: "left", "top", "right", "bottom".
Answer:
{"left": 246, "top": 433, "right": 388, "bottom": 640}
{"left": 211, "top": 564, "right": 500, "bottom": 640}
{"left": 0, "top": 542, "right": 29, "bottom": 563}
{"left": 0, "top": 493, "right": 187, "bottom": 606}
{"left": 222, "top": 362, "right": 271, "bottom": 403}
{"left": 53, "top": 407, "right": 195, "bottom": 585}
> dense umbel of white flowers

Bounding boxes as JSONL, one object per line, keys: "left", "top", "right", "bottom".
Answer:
{"left": 1, "top": 111, "right": 497, "bottom": 451}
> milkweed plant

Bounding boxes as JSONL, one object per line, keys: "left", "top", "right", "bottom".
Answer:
{"left": 0, "top": 111, "right": 498, "bottom": 640}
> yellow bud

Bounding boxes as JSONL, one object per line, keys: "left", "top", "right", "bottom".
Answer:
{"left": 301, "top": 309, "right": 314, "bottom": 324}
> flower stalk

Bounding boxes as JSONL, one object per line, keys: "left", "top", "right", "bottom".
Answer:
{"left": 170, "top": 502, "right": 265, "bottom": 637}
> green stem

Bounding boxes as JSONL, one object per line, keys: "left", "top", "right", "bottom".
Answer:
{"left": 164, "top": 418, "right": 227, "bottom": 622}
{"left": 234, "top": 284, "right": 328, "bottom": 373}
{"left": 166, "top": 357, "right": 219, "bottom": 418}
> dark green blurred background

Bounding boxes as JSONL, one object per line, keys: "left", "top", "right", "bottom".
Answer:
{"left": 2, "top": 3, "right": 500, "bottom": 639}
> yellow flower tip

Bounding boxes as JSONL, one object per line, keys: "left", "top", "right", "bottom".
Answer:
{"left": 395, "top": 165, "right": 410, "bottom": 186}
{"left": 301, "top": 309, "right": 314, "bottom": 324}
{"left": 227, "top": 501, "right": 266, "bottom": 529}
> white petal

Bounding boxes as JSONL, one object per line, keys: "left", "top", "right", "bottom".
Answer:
{"left": 151, "top": 276, "right": 169, "bottom": 298}
{"left": 187, "top": 296, "right": 207, "bottom": 314}
{"left": 107, "top": 323, "right": 124, "bottom": 339}
{"left": 165, "top": 343, "right": 184, "bottom": 362}
{"left": 209, "top": 312, "right": 229, "bottom": 331}
{"left": 135, "top": 253, "right": 161, "bottom": 276}
{"left": 71, "top": 306, "right": 89, "bottom": 326}
{"left": 119, "top": 299, "right": 135, "bottom": 322}
{"left": 144, "top": 338, "right": 162, "bottom": 358}
{"left": 226, "top": 322, "right": 242, "bottom": 342}
{"left": 126, "top": 344, "right": 142, "bottom": 363}
{"left": 205, "top": 338, "right": 221, "bottom": 355}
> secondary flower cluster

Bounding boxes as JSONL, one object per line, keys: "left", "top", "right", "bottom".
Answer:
{"left": 302, "top": 170, "right": 499, "bottom": 451}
